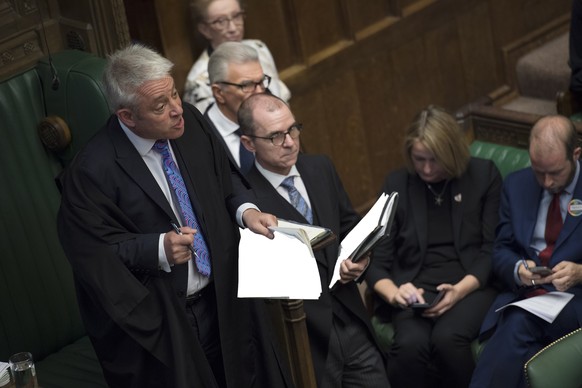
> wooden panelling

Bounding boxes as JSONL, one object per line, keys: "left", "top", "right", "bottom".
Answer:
{"left": 2, "top": 0, "right": 572, "bottom": 210}
{"left": 0, "top": 0, "right": 129, "bottom": 81}
{"left": 244, "top": 0, "right": 299, "bottom": 71}
{"left": 343, "top": 0, "right": 393, "bottom": 35}
{"left": 292, "top": 0, "right": 350, "bottom": 61}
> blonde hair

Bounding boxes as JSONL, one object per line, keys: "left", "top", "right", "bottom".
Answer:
{"left": 403, "top": 105, "right": 470, "bottom": 178}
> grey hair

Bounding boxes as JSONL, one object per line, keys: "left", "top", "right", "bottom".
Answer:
{"left": 103, "top": 43, "right": 174, "bottom": 111}
{"left": 208, "top": 41, "right": 259, "bottom": 84}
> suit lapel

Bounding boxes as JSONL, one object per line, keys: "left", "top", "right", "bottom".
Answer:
{"left": 450, "top": 178, "right": 463, "bottom": 249}
{"left": 204, "top": 109, "right": 238, "bottom": 169}
{"left": 556, "top": 164, "right": 582, "bottom": 254}
{"left": 409, "top": 175, "right": 428, "bottom": 258}
{"left": 109, "top": 122, "right": 175, "bottom": 222}
{"left": 296, "top": 157, "right": 328, "bottom": 227}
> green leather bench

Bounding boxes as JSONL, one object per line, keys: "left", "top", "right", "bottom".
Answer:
{"left": 370, "top": 139, "right": 531, "bottom": 358}
{"left": 0, "top": 50, "right": 109, "bottom": 387}
{"left": 525, "top": 327, "right": 582, "bottom": 388}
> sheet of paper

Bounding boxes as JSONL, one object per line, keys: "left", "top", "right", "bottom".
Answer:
{"left": 495, "top": 291, "right": 574, "bottom": 323}
{"left": 238, "top": 228, "right": 321, "bottom": 299}
{"left": 329, "top": 193, "right": 389, "bottom": 287}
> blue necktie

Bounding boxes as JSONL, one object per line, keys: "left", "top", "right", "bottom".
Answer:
{"left": 235, "top": 128, "right": 254, "bottom": 173}
{"left": 280, "top": 176, "right": 313, "bottom": 224}
{"left": 153, "top": 140, "right": 211, "bottom": 277}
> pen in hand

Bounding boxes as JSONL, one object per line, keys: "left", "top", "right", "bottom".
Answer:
{"left": 170, "top": 222, "right": 199, "bottom": 259}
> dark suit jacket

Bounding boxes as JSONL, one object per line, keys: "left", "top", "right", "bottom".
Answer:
{"left": 245, "top": 154, "right": 383, "bottom": 386}
{"left": 480, "top": 161, "right": 582, "bottom": 335}
{"left": 366, "top": 158, "right": 502, "bottom": 317}
{"left": 58, "top": 103, "right": 290, "bottom": 388}
{"left": 204, "top": 107, "right": 239, "bottom": 171}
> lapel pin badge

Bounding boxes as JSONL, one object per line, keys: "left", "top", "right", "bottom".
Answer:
{"left": 568, "top": 198, "right": 582, "bottom": 217}
{"left": 454, "top": 193, "right": 462, "bottom": 202}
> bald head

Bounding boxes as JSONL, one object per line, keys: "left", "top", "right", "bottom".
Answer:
{"left": 529, "top": 115, "right": 577, "bottom": 161}
{"left": 528, "top": 115, "right": 580, "bottom": 193}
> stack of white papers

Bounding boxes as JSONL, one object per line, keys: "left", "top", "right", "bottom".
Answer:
{"left": 237, "top": 228, "right": 322, "bottom": 299}
{"left": 0, "top": 362, "right": 10, "bottom": 387}
{"left": 495, "top": 291, "right": 574, "bottom": 323}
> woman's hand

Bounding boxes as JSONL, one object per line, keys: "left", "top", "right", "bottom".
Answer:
{"left": 390, "top": 282, "right": 425, "bottom": 307}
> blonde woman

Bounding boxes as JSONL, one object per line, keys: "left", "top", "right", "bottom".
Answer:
{"left": 366, "top": 106, "right": 500, "bottom": 388}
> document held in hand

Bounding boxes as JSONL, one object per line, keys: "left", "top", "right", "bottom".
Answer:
{"left": 237, "top": 227, "right": 322, "bottom": 299}
{"left": 328, "top": 191, "right": 399, "bottom": 288}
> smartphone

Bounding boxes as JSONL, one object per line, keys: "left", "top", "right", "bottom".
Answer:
{"left": 410, "top": 290, "right": 445, "bottom": 310}
{"left": 530, "top": 266, "right": 552, "bottom": 276}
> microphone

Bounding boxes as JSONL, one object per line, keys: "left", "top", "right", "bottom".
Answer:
{"left": 50, "top": 61, "right": 60, "bottom": 91}
{"left": 37, "top": 0, "right": 60, "bottom": 91}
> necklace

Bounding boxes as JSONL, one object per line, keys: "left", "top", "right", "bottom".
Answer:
{"left": 426, "top": 180, "right": 449, "bottom": 206}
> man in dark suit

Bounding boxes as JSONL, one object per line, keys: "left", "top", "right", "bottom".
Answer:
{"left": 470, "top": 115, "right": 582, "bottom": 388}
{"left": 237, "top": 93, "right": 390, "bottom": 388}
{"left": 204, "top": 41, "right": 269, "bottom": 173}
{"left": 57, "top": 44, "right": 291, "bottom": 388}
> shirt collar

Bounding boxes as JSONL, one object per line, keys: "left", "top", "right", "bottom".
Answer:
{"left": 118, "top": 118, "right": 156, "bottom": 156}
{"left": 564, "top": 160, "right": 581, "bottom": 195}
{"left": 207, "top": 103, "right": 239, "bottom": 137}
{"left": 255, "top": 162, "right": 300, "bottom": 189}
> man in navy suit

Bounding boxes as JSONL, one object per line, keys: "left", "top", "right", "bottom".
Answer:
{"left": 470, "top": 115, "right": 582, "bottom": 387}
{"left": 238, "top": 93, "right": 390, "bottom": 388}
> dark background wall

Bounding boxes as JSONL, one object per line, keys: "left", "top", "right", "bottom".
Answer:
{"left": 0, "top": 0, "right": 572, "bottom": 209}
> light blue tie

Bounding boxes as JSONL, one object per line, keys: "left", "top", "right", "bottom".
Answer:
{"left": 153, "top": 140, "right": 211, "bottom": 277}
{"left": 280, "top": 176, "right": 313, "bottom": 224}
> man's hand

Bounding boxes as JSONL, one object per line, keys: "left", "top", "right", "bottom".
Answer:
{"left": 550, "top": 261, "right": 582, "bottom": 291}
{"left": 339, "top": 256, "right": 369, "bottom": 284}
{"left": 519, "top": 259, "right": 553, "bottom": 286}
{"left": 164, "top": 226, "right": 195, "bottom": 265}
{"left": 242, "top": 209, "right": 278, "bottom": 239}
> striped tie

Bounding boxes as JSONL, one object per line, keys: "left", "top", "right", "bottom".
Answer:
{"left": 153, "top": 140, "right": 211, "bottom": 277}
{"left": 280, "top": 176, "right": 313, "bottom": 224}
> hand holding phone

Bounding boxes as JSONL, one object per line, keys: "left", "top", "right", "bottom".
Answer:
{"left": 530, "top": 266, "right": 552, "bottom": 277}
{"left": 410, "top": 290, "right": 445, "bottom": 310}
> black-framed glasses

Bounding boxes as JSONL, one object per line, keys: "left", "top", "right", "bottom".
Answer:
{"left": 206, "top": 11, "right": 246, "bottom": 30}
{"left": 246, "top": 123, "right": 302, "bottom": 146}
{"left": 217, "top": 74, "right": 271, "bottom": 93}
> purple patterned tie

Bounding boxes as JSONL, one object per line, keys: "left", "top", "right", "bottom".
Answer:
{"left": 280, "top": 176, "right": 313, "bottom": 224}
{"left": 153, "top": 140, "right": 211, "bottom": 277}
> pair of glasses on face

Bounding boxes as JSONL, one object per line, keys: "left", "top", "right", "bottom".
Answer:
{"left": 206, "top": 11, "right": 245, "bottom": 30}
{"left": 217, "top": 74, "right": 271, "bottom": 93}
{"left": 246, "top": 123, "right": 303, "bottom": 146}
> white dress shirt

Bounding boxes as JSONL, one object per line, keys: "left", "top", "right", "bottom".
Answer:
{"left": 120, "top": 120, "right": 209, "bottom": 294}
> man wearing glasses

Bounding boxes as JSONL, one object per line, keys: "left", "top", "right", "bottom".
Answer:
{"left": 184, "top": 0, "right": 290, "bottom": 113}
{"left": 205, "top": 41, "right": 270, "bottom": 173}
{"left": 238, "top": 93, "right": 391, "bottom": 388}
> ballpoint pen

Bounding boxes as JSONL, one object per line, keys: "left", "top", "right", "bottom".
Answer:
{"left": 170, "top": 222, "right": 199, "bottom": 259}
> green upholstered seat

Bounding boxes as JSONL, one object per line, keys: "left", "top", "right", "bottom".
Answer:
{"left": 525, "top": 327, "right": 582, "bottom": 388}
{"left": 0, "top": 51, "right": 108, "bottom": 387}
{"left": 469, "top": 140, "right": 530, "bottom": 178}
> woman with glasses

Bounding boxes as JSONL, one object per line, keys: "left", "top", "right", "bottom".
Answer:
{"left": 184, "top": 0, "right": 290, "bottom": 113}
{"left": 365, "top": 106, "right": 500, "bottom": 388}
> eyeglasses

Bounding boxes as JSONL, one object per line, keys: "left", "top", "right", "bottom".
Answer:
{"left": 217, "top": 75, "right": 271, "bottom": 93}
{"left": 206, "top": 11, "right": 245, "bottom": 30}
{"left": 246, "top": 123, "right": 302, "bottom": 146}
